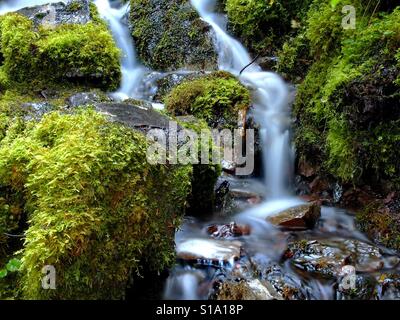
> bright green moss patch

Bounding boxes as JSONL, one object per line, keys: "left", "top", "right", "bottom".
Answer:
{"left": 0, "top": 109, "right": 192, "bottom": 299}
{"left": 0, "top": 12, "right": 121, "bottom": 90}
{"left": 165, "top": 71, "right": 251, "bottom": 130}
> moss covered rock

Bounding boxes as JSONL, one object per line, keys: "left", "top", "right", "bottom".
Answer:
{"left": 0, "top": 108, "right": 193, "bottom": 299}
{"left": 129, "top": 0, "right": 217, "bottom": 71}
{"left": 0, "top": 2, "right": 121, "bottom": 90}
{"left": 165, "top": 71, "right": 251, "bottom": 130}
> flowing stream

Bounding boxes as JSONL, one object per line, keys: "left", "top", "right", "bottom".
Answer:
{"left": 1, "top": 0, "right": 399, "bottom": 300}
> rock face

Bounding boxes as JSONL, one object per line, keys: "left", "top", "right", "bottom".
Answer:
{"left": 17, "top": 0, "right": 91, "bottom": 27}
{"left": 267, "top": 202, "right": 321, "bottom": 230}
{"left": 129, "top": 0, "right": 217, "bottom": 71}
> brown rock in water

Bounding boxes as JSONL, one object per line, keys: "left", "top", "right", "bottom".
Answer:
{"left": 206, "top": 222, "right": 251, "bottom": 239}
{"left": 267, "top": 202, "right": 321, "bottom": 230}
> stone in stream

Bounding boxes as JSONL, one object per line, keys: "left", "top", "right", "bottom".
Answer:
{"left": 206, "top": 222, "right": 251, "bottom": 239}
{"left": 285, "top": 238, "right": 400, "bottom": 278}
{"left": 376, "top": 273, "right": 400, "bottom": 300}
{"left": 176, "top": 239, "right": 242, "bottom": 264}
{"left": 214, "top": 279, "right": 282, "bottom": 300}
{"left": 267, "top": 202, "right": 321, "bottom": 230}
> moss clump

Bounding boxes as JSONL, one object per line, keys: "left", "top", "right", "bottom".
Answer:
{"left": 0, "top": 109, "right": 192, "bottom": 299}
{"left": 357, "top": 202, "right": 400, "bottom": 251}
{"left": 130, "top": 0, "right": 216, "bottom": 71}
{"left": 0, "top": 12, "right": 121, "bottom": 90}
{"left": 288, "top": 2, "right": 400, "bottom": 188}
{"left": 165, "top": 71, "right": 251, "bottom": 130}
{"left": 225, "top": 0, "right": 313, "bottom": 55}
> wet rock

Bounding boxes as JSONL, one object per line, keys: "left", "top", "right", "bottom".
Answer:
{"left": 267, "top": 202, "right": 321, "bottom": 230}
{"left": 94, "top": 102, "right": 172, "bottom": 134}
{"left": 286, "top": 239, "right": 397, "bottom": 278}
{"left": 206, "top": 222, "right": 251, "bottom": 239}
{"left": 335, "top": 272, "right": 377, "bottom": 300}
{"left": 377, "top": 273, "right": 400, "bottom": 300}
{"left": 67, "top": 92, "right": 107, "bottom": 108}
{"left": 176, "top": 239, "right": 242, "bottom": 264}
{"left": 214, "top": 175, "right": 264, "bottom": 217}
{"left": 17, "top": 0, "right": 91, "bottom": 28}
{"left": 141, "top": 71, "right": 204, "bottom": 102}
{"left": 129, "top": 0, "right": 217, "bottom": 71}
{"left": 214, "top": 279, "right": 282, "bottom": 300}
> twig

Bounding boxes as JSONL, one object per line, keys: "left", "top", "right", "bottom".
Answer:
{"left": 239, "top": 54, "right": 261, "bottom": 75}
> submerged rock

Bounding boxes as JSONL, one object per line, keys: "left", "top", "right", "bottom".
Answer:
{"left": 267, "top": 202, "right": 321, "bottom": 230}
{"left": 176, "top": 239, "right": 242, "bottom": 264}
{"left": 286, "top": 239, "right": 398, "bottom": 278}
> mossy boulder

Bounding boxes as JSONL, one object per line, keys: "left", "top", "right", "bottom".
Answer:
{"left": 0, "top": 107, "right": 193, "bottom": 299}
{"left": 129, "top": 0, "right": 217, "bottom": 71}
{"left": 0, "top": 2, "right": 121, "bottom": 90}
{"left": 165, "top": 71, "right": 251, "bottom": 130}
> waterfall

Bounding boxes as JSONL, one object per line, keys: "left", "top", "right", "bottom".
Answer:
{"left": 94, "top": 0, "right": 146, "bottom": 100}
{"left": 190, "top": 0, "right": 292, "bottom": 200}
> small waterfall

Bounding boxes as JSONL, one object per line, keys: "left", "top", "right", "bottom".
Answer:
{"left": 94, "top": 0, "right": 146, "bottom": 100}
{"left": 191, "top": 0, "right": 292, "bottom": 200}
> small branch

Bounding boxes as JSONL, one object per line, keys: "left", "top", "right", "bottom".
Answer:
{"left": 3, "top": 233, "right": 25, "bottom": 238}
{"left": 239, "top": 54, "right": 261, "bottom": 75}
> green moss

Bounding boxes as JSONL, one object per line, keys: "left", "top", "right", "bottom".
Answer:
{"left": 225, "top": 0, "right": 313, "bottom": 55}
{"left": 292, "top": 4, "right": 400, "bottom": 186}
{"left": 357, "top": 202, "right": 400, "bottom": 251}
{"left": 0, "top": 109, "right": 192, "bottom": 299}
{"left": 165, "top": 71, "right": 251, "bottom": 130}
{"left": 0, "top": 13, "right": 121, "bottom": 90}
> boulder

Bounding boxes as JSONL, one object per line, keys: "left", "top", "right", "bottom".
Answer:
{"left": 267, "top": 202, "right": 321, "bottom": 230}
{"left": 66, "top": 92, "right": 107, "bottom": 108}
{"left": 129, "top": 0, "right": 218, "bottom": 71}
{"left": 206, "top": 222, "right": 251, "bottom": 239}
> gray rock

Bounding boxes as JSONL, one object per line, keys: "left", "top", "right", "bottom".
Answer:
{"left": 215, "top": 279, "right": 282, "bottom": 300}
{"left": 67, "top": 92, "right": 107, "bottom": 108}
{"left": 21, "top": 102, "right": 55, "bottom": 121}
{"left": 267, "top": 202, "right": 321, "bottom": 230}
{"left": 17, "top": 0, "right": 91, "bottom": 27}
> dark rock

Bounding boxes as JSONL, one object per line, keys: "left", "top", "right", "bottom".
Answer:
{"left": 267, "top": 202, "right": 321, "bottom": 230}
{"left": 129, "top": 0, "right": 217, "bottom": 71}
{"left": 335, "top": 272, "right": 377, "bottom": 300}
{"left": 377, "top": 273, "right": 400, "bottom": 300}
{"left": 17, "top": 0, "right": 91, "bottom": 28}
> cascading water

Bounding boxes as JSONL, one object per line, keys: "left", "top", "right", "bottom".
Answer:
{"left": 191, "top": 0, "right": 292, "bottom": 201}
{"left": 94, "top": 0, "right": 146, "bottom": 100}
